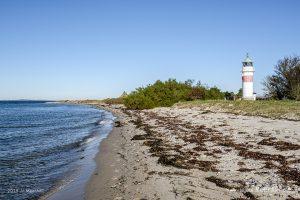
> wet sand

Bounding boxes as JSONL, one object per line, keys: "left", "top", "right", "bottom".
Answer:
{"left": 85, "top": 123, "right": 124, "bottom": 199}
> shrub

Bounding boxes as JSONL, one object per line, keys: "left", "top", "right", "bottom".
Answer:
{"left": 102, "top": 97, "right": 124, "bottom": 104}
{"left": 124, "top": 79, "right": 226, "bottom": 110}
{"left": 205, "top": 87, "right": 225, "bottom": 100}
{"left": 187, "top": 86, "right": 206, "bottom": 100}
{"left": 124, "top": 79, "right": 192, "bottom": 109}
{"left": 224, "top": 91, "right": 235, "bottom": 100}
{"left": 236, "top": 88, "right": 242, "bottom": 99}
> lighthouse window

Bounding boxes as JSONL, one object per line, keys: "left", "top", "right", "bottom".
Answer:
{"left": 243, "top": 62, "right": 252, "bottom": 66}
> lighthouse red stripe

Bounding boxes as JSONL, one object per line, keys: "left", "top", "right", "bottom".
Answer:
{"left": 242, "top": 76, "right": 253, "bottom": 82}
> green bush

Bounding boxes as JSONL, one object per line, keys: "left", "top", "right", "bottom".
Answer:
{"left": 187, "top": 86, "right": 206, "bottom": 100}
{"left": 224, "top": 91, "right": 235, "bottom": 100}
{"left": 124, "top": 79, "right": 192, "bottom": 109}
{"left": 102, "top": 97, "right": 124, "bottom": 105}
{"left": 123, "top": 79, "right": 225, "bottom": 110}
{"left": 205, "top": 87, "right": 225, "bottom": 100}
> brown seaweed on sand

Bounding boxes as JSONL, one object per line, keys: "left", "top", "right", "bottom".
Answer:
{"left": 131, "top": 134, "right": 151, "bottom": 140}
{"left": 278, "top": 166, "right": 300, "bottom": 186}
{"left": 239, "top": 149, "right": 300, "bottom": 186}
{"left": 258, "top": 137, "right": 300, "bottom": 151}
{"left": 243, "top": 192, "right": 256, "bottom": 200}
{"left": 205, "top": 176, "right": 244, "bottom": 190}
{"left": 158, "top": 155, "right": 190, "bottom": 169}
{"left": 188, "top": 159, "right": 218, "bottom": 172}
{"left": 238, "top": 149, "right": 286, "bottom": 164}
{"left": 114, "top": 120, "right": 123, "bottom": 127}
{"left": 238, "top": 168, "right": 255, "bottom": 172}
{"left": 143, "top": 139, "right": 166, "bottom": 156}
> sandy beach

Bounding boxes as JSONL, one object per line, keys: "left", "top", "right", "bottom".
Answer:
{"left": 2, "top": 1, "right": 300, "bottom": 200}
{"left": 84, "top": 103, "right": 300, "bottom": 200}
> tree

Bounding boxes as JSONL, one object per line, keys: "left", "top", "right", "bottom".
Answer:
{"left": 187, "top": 87, "right": 206, "bottom": 100}
{"left": 196, "top": 81, "right": 202, "bottom": 87}
{"left": 236, "top": 88, "right": 242, "bottom": 99}
{"left": 263, "top": 56, "right": 300, "bottom": 100}
{"left": 184, "top": 79, "right": 195, "bottom": 86}
{"left": 224, "top": 91, "right": 235, "bottom": 100}
{"left": 120, "top": 91, "right": 128, "bottom": 97}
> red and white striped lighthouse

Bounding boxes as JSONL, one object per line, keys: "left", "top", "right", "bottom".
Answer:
{"left": 242, "top": 54, "right": 256, "bottom": 100}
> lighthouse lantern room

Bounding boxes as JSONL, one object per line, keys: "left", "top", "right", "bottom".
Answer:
{"left": 242, "top": 54, "right": 256, "bottom": 100}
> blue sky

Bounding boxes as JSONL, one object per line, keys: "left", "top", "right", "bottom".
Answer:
{"left": 0, "top": 0, "right": 299, "bottom": 100}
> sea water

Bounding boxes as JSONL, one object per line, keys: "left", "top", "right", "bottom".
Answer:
{"left": 0, "top": 101, "right": 114, "bottom": 200}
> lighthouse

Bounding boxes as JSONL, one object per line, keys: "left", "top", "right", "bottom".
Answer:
{"left": 242, "top": 54, "right": 256, "bottom": 100}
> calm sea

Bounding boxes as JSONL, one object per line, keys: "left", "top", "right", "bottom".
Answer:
{"left": 0, "top": 101, "right": 114, "bottom": 200}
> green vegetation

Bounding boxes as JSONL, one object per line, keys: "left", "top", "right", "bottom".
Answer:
{"left": 101, "top": 92, "right": 127, "bottom": 105}
{"left": 176, "top": 100, "right": 300, "bottom": 121}
{"left": 264, "top": 55, "right": 300, "bottom": 100}
{"left": 101, "top": 97, "right": 124, "bottom": 105}
{"left": 123, "top": 79, "right": 225, "bottom": 109}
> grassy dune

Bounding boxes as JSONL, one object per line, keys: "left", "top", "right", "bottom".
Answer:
{"left": 176, "top": 100, "right": 300, "bottom": 121}
{"left": 67, "top": 99, "right": 300, "bottom": 121}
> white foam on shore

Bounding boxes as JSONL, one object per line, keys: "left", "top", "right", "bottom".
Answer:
{"left": 97, "top": 119, "right": 113, "bottom": 125}
{"left": 82, "top": 137, "right": 96, "bottom": 145}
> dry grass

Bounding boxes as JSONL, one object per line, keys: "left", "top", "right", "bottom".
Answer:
{"left": 62, "top": 98, "right": 124, "bottom": 105}
{"left": 176, "top": 100, "right": 300, "bottom": 121}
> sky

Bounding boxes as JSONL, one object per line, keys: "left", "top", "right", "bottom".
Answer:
{"left": 0, "top": 0, "right": 299, "bottom": 100}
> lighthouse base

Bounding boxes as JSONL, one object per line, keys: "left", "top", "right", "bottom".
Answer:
{"left": 242, "top": 95, "right": 256, "bottom": 101}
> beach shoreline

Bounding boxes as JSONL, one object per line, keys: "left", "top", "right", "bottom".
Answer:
{"left": 81, "top": 102, "right": 300, "bottom": 200}
{"left": 85, "top": 118, "right": 125, "bottom": 199}
{"left": 40, "top": 104, "right": 116, "bottom": 200}
{"left": 84, "top": 103, "right": 178, "bottom": 199}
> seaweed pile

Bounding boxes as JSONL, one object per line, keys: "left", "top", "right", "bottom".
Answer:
{"left": 127, "top": 109, "right": 300, "bottom": 198}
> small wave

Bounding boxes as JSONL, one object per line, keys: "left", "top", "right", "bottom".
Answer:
{"left": 36, "top": 120, "right": 99, "bottom": 138}
{"left": 80, "top": 137, "right": 96, "bottom": 145}
{"left": 79, "top": 131, "right": 98, "bottom": 145}
{"left": 44, "top": 101, "right": 58, "bottom": 104}
{"left": 1, "top": 131, "right": 99, "bottom": 167}
{"left": 0, "top": 124, "right": 44, "bottom": 129}
{"left": 96, "top": 119, "right": 114, "bottom": 126}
